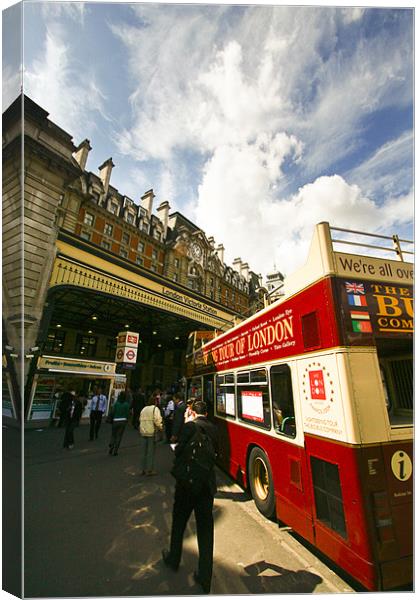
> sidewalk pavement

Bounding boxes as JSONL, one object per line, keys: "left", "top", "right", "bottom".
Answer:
{"left": 22, "top": 422, "right": 355, "bottom": 597}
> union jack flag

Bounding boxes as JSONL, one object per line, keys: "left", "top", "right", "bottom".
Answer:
{"left": 345, "top": 282, "right": 365, "bottom": 295}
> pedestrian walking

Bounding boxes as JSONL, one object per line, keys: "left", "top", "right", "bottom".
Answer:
{"left": 162, "top": 400, "right": 219, "bottom": 594}
{"left": 184, "top": 398, "right": 195, "bottom": 423}
{"left": 170, "top": 392, "right": 186, "bottom": 443}
{"left": 62, "top": 391, "right": 83, "bottom": 449}
{"left": 163, "top": 394, "right": 175, "bottom": 442}
{"left": 131, "top": 387, "right": 145, "bottom": 429}
{"left": 139, "top": 395, "right": 163, "bottom": 475}
{"left": 108, "top": 391, "right": 130, "bottom": 456}
{"left": 89, "top": 387, "right": 107, "bottom": 440}
{"left": 57, "top": 390, "right": 72, "bottom": 427}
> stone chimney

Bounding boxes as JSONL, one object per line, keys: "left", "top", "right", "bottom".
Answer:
{"left": 156, "top": 201, "right": 170, "bottom": 238}
{"left": 216, "top": 244, "right": 225, "bottom": 264}
{"left": 232, "top": 257, "right": 242, "bottom": 273}
{"left": 141, "top": 189, "right": 155, "bottom": 218}
{"left": 98, "top": 158, "right": 115, "bottom": 195}
{"left": 73, "top": 139, "right": 92, "bottom": 171}
{"left": 240, "top": 262, "right": 250, "bottom": 280}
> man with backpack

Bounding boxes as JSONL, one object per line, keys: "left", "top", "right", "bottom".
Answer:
{"left": 162, "top": 400, "right": 219, "bottom": 594}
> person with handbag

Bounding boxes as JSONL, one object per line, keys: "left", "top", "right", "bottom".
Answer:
{"left": 139, "top": 395, "right": 163, "bottom": 476}
{"left": 108, "top": 391, "right": 130, "bottom": 456}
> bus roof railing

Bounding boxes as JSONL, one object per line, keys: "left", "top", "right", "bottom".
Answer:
{"left": 329, "top": 226, "right": 413, "bottom": 262}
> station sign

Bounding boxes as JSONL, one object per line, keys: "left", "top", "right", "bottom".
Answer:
{"left": 117, "top": 331, "right": 139, "bottom": 348}
{"left": 38, "top": 356, "right": 116, "bottom": 374}
{"left": 115, "top": 330, "right": 139, "bottom": 364}
{"left": 115, "top": 346, "right": 138, "bottom": 364}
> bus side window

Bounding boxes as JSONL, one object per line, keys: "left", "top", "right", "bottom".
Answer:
{"left": 270, "top": 364, "right": 296, "bottom": 438}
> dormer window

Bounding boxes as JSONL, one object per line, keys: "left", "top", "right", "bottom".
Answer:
{"left": 126, "top": 212, "right": 135, "bottom": 224}
{"left": 110, "top": 202, "right": 119, "bottom": 215}
{"left": 153, "top": 230, "right": 161, "bottom": 241}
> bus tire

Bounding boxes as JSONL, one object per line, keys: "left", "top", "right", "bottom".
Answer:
{"left": 248, "top": 447, "right": 276, "bottom": 519}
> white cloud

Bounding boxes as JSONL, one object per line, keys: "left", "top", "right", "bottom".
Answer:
{"left": 24, "top": 25, "right": 110, "bottom": 142}
{"left": 195, "top": 171, "right": 413, "bottom": 277}
{"left": 40, "top": 2, "right": 87, "bottom": 26}
{"left": 347, "top": 132, "right": 413, "bottom": 200}
{"left": 2, "top": 64, "right": 22, "bottom": 111}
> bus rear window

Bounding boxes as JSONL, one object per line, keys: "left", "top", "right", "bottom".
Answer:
{"left": 381, "top": 356, "right": 413, "bottom": 427}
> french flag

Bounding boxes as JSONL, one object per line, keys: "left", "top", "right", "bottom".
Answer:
{"left": 348, "top": 294, "right": 367, "bottom": 307}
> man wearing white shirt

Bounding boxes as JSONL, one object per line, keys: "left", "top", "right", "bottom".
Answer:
{"left": 89, "top": 387, "right": 107, "bottom": 441}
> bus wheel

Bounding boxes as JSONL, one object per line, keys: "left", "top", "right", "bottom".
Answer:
{"left": 248, "top": 447, "right": 275, "bottom": 519}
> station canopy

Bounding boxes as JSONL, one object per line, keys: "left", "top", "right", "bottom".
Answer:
{"left": 45, "top": 286, "right": 213, "bottom": 351}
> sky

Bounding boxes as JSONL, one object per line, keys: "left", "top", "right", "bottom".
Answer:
{"left": 2, "top": 0, "right": 414, "bottom": 279}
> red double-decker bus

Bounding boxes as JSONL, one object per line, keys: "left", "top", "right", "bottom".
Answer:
{"left": 185, "top": 222, "right": 413, "bottom": 591}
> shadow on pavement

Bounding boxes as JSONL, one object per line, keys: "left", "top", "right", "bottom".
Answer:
{"left": 24, "top": 425, "right": 328, "bottom": 597}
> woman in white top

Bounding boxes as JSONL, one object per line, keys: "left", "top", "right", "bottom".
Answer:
{"left": 139, "top": 396, "right": 163, "bottom": 476}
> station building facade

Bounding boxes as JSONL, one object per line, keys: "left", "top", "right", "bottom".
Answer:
{"left": 2, "top": 95, "right": 262, "bottom": 425}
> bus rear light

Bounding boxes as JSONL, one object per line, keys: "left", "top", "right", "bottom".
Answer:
{"left": 372, "top": 491, "right": 395, "bottom": 544}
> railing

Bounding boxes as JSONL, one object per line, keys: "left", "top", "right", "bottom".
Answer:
{"left": 330, "top": 226, "right": 414, "bottom": 262}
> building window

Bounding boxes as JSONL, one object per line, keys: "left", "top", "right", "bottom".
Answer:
{"left": 142, "top": 222, "right": 149, "bottom": 233}
{"left": 101, "top": 240, "right": 111, "bottom": 251}
{"left": 110, "top": 202, "right": 119, "bottom": 215}
{"left": 138, "top": 241, "right": 145, "bottom": 253}
{"left": 84, "top": 212, "right": 94, "bottom": 226}
{"left": 174, "top": 258, "right": 180, "bottom": 268}
{"left": 80, "top": 230, "right": 91, "bottom": 241}
{"left": 122, "top": 232, "right": 130, "bottom": 245}
{"left": 154, "top": 230, "right": 161, "bottom": 241}
{"left": 126, "top": 212, "right": 135, "bottom": 224}
{"left": 105, "top": 337, "right": 117, "bottom": 359}
{"left": 104, "top": 223, "right": 113, "bottom": 236}
{"left": 173, "top": 273, "right": 178, "bottom": 282}
{"left": 152, "top": 249, "right": 158, "bottom": 260}
{"left": 44, "top": 329, "right": 66, "bottom": 354}
{"left": 151, "top": 264, "right": 157, "bottom": 272}
{"left": 75, "top": 334, "right": 97, "bottom": 357}
{"left": 120, "top": 248, "right": 128, "bottom": 259}
{"left": 210, "top": 277, "right": 214, "bottom": 287}
{"left": 136, "top": 256, "right": 144, "bottom": 266}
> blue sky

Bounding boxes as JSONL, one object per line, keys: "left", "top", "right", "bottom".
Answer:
{"left": 2, "top": 1, "right": 414, "bottom": 277}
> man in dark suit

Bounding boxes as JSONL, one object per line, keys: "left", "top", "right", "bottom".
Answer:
{"left": 162, "top": 400, "right": 219, "bottom": 594}
{"left": 169, "top": 392, "right": 186, "bottom": 443}
{"left": 62, "top": 391, "right": 83, "bottom": 449}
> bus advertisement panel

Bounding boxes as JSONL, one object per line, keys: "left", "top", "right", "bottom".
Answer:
{"left": 334, "top": 278, "right": 413, "bottom": 344}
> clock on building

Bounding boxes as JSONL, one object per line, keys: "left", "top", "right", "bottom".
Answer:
{"left": 191, "top": 242, "right": 202, "bottom": 260}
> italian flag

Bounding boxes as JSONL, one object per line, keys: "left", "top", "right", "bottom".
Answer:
{"left": 350, "top": 310, "right": 372, "bottom": 333}
{"left": 352, "top": 320, "right": 372, "bottom": 333}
